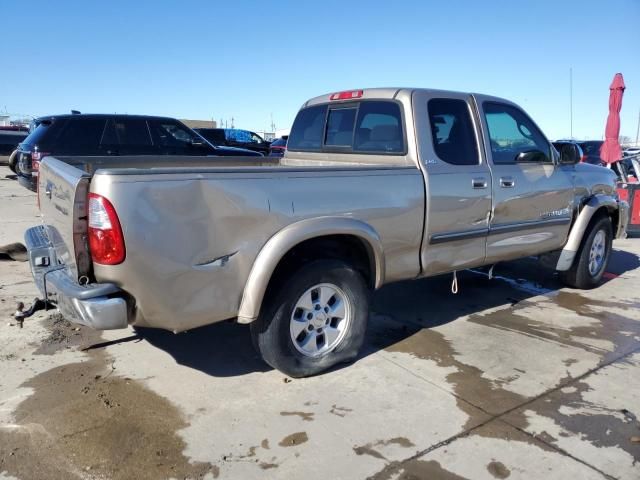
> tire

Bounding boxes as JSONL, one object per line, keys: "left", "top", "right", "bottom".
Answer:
{"left": 8, "top": 150, "right": 18, "bottom": 174}
{"left": 250, "top": 260, "right": 369, "bottom": 377}
{"left": 560, "top": 215, "right": 612, "bottom": 289}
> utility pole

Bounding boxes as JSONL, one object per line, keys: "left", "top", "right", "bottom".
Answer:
{"left": 231, "top": 117, "right": 235, "bottom": 128}
{"left": 635, "top": 107, "right": 640, "bottom": 146}
{"left": 569, "top": 67, "right": 573, "bottom": 139}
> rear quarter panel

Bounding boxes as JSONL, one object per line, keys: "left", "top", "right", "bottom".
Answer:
{"left": 90, "top": 167, "right": 424, "bottom": 331}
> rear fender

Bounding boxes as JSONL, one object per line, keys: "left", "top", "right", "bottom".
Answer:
{"left": 237, "top": 217, "right": 385, "bottom": 324}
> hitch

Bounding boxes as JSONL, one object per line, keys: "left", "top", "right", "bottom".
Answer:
{"left": 14, "top": 298, "right": 55, "bottom": 328}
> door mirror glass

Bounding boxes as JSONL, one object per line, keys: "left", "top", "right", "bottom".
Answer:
{"left": 515, "top": 149, "right": 549, "bottom": 163}
{"left": 559, "top": 144, "right": 580, "bottom": 164}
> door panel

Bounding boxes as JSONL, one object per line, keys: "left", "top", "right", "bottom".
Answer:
{"left": 475, "top": 97, "right": 574, "bottom": 262}
{"left": 413, "top": 91, "right": 492, "bottom": 276}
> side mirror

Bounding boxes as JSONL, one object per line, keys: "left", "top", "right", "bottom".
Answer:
{"left": 559, "top": 144, "right": 580, "bottom": 164}
{"left": 515, "top": 149, "right": 549, "bottom": 163}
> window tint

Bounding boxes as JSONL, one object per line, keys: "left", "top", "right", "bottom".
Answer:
{"left": 287, "top": 105, "right": 327, "bottom": 151}
{"left": 21, "top": 119, "right": 66, "bottom": 149}
{"left": 197, "top": 129, "right": 226, "bottom": 145}
{"left": 354, "top": 102, "right": 403, "bottom": 153}
{"left": 56, "top": 118, "right": 106, "bottom": 155}
{"left": 101, "top": 119, "right": 153, "bottom": 148}
{"left": 484, "top": 103, "right": 550, "bottom": 164}
{"left": 428, "top": 99, "right": 478, "bottom": 165}
{"left": 148, "top": 119, "right": 213, "bottom": 155}
{"left": 325, "top": 108, "right": 356, "bottom": 146}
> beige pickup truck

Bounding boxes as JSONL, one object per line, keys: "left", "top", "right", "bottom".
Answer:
{"left": 25, "top": 88, "right": 629, "bottom": 376}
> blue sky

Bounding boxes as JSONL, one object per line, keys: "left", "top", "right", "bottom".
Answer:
{"left": 2, "top": 0, "right": 639, "bottom": 141}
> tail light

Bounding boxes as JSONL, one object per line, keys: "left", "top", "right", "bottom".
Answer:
{"left": 580, "top": 155, "right": 587, "bottom": 163}
{"left": 88, "top": 193, "right": 126, "bottom": 265}
{"left": 31, "top": 151, "right": 50, "bottom": 176}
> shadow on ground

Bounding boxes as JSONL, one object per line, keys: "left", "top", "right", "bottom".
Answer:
{"left": 92, "top": 249, "right": 639, "bottom": 377}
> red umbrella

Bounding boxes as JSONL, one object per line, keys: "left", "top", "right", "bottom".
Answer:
{"left": 600, "top": 73, "right": 626, "bottom": 164}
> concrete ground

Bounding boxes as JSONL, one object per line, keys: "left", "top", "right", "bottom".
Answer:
{"left": 0, "top": 163, "right": 638, "bottom": 480}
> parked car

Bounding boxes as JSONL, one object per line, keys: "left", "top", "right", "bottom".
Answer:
{"left": 195, "top": 128, "right": 271, "bottom": 155}
{"left": 577, "top": 140, "right": 605, "bottom": 166}
{"left": 16, "top": 114, "right": 262, "bottom": 191}
{"left": 25, "top": 88, "right": 628, "bottom": 377}
{"left": 268, "top": 136, "right": 288, "bottom": 157}
{"left": 0, "top": 126, "right": 29, "bottom": 156}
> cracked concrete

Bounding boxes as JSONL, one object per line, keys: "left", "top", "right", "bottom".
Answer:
{"left": 0, "top": 165, "right": 639, "bottom": 479}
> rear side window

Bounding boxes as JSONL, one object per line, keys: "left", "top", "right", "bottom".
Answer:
{"left": 21, "top": 119, "right": 66, "bottom": 149}
{"left": 55, "top": 118, "right": 106, "bottom": 155}
{"left": 288, "top": 105, "right": 327, "bottom": 151}
{"left": 288, "top": 101, "right": 404, "bottom": 154}
{"left": 428, "top": 99, "right": 479, "bottom": 165}
{"left": 101, "top": 118, "right": 153, "bottom": 151}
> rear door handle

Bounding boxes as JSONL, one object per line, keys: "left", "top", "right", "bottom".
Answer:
{"left": 500, "top": 176, "right": 515, "bottom": 188}
{"left": 472, "top": 178, "right": 487, "bottom": 189}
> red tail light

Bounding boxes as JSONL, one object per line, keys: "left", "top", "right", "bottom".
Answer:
{"left": 330, "top": 90, "right": 363, "bottom": 101}
{"left": 580, "top": 155, "right": 587, "bottom": 163}
{"left": 31, "top": 151, "right": 50, "bottom": 177}
{"left": 88, "top": 193, "right": 126, "bottom": 265}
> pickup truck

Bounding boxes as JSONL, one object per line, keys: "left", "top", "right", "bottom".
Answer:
{"left": 25, "top": 88, "right": 629, "bottom": 377}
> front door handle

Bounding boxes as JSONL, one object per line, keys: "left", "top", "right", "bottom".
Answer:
{"left": 500, "top": 176, "right": 515, "bottom": 188}
{"left": 472, "top": 177, "right": 488, "bottom": 189}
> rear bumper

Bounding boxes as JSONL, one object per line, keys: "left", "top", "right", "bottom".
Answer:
{"left": 25, "top": 225, "right": 130, "bottom": 329}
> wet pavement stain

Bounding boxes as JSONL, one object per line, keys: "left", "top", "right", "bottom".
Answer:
{"left": 278, "top": 431, "right": 308, "bottom": 447}
{"left": 330, "top": 404, "right": 353, "bottom": 417}
{"left": 353, "top": 437, "right": 415, "bottom": 461}
{"left": 371, "top": 459, "right": 469, "bottom": 480}
{"left": 280, "top": 410, "right": 314, "bottom": 421}
{"left": 385, "top": 327, "right": 529, "bottom": 424}
{"left": 34, "top": 313, "right": 103, "bottom": 356}
{"left": 0, "top": 350, "right": 217, "bottom": 480}
{"left": 487, "top": 460, "right": 511, "bottom": 478}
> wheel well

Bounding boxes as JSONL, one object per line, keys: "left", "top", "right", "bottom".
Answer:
{"left": 263, "top": 235, "right": 375, "bottom": 304}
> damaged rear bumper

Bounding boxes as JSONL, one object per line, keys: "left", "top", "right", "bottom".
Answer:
{"left": 25, "top": 225, "right": 130, "bottom": 329}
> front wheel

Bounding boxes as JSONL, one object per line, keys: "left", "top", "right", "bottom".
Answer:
{"left": 250, "top": 260, "right": 369, "bottom": 377}
{"left": 560, "top": 216, "right": 613, "bottom": 289}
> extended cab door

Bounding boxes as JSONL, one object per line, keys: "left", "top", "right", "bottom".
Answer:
{"left": 475, "top": 96, "right": 574, "bottom": 263}
{"left": 413, "top": 91, "right": 492, "bottom": 275}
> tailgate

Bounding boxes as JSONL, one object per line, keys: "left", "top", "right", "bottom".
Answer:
{"left": 38, "top": 157, "right": 92, "bottom": 280}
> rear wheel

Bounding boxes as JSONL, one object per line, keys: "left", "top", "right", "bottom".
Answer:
{"left": 560, "top": 216, "right": 612, "bottom": 289}
{"left": 8, "top": 150, "right": 18, "bottom": 174}
{"left": 250, "top": 260, "right": 369, "bottom": 377}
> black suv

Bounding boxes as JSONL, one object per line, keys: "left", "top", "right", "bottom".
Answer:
{"left": 16, "top": 114, "right": 262, "bottom": 191}
{"left": 194, "top": 128, "right": 271, "bottom": 155}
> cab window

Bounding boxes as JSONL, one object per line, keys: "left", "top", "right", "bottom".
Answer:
{"left": 428, "top": 99, "right": 479, "bottom": 165}
{"left": 484, "top": 102, "right": 551, "bottom": 164}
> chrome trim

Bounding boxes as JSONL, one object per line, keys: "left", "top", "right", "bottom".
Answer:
{"left": 489, "top": 217, "right": 571, "bottom": 235}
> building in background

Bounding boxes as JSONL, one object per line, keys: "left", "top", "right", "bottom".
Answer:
{"left": 181, "top": 119, "right": 217, "bottom": 129}
{"left": 0, "top": 115, "right": 10, "bottom": 127}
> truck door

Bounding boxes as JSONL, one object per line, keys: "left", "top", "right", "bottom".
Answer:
{"left": 475, "top": 96, "right": 574, "bottom": 263}
{"left": 412, "top": 91, "right": 492, "bottom": 275}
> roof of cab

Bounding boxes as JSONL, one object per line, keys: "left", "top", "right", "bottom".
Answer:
{"left": 302, "top": 87, "right": 514, "bottom": 108}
